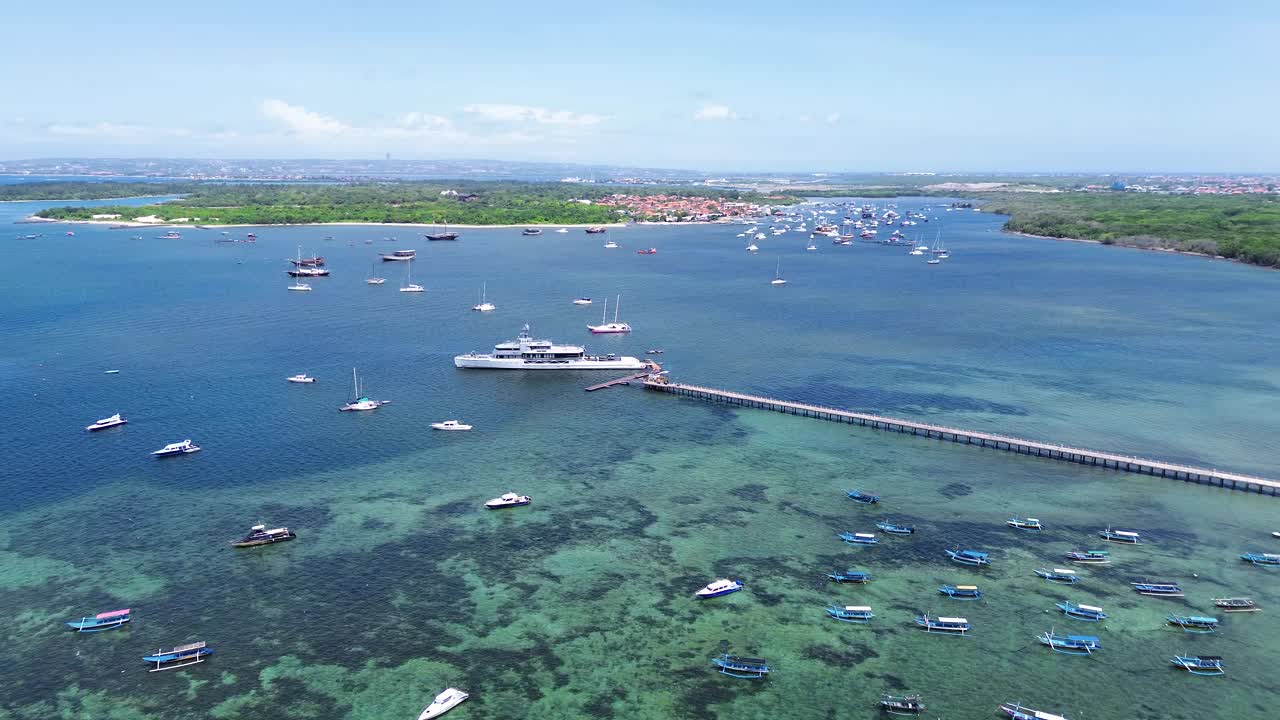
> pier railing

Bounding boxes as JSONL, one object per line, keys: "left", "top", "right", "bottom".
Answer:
{"left": 643, "top": 379, "right": 1279, "bottom": 496}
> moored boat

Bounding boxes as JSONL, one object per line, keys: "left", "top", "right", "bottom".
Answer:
{"left": 1213, "top": 597, "right": 1259, "bottom": 612}
{"left": 418, "top": 688, "right": 469, "bottom": 720}
{"left": 876, "top": 521, "right": 915, "bottom": 535}
{"left": 826, "top": 569, "right": 872, "bottom": 584}
{"left": 1239, "top": 551, "right": 1280, "bottom": 566}
{"left": 1171, "top": 654, "right": 1224, "bottom": 676}
{"left": 572, "top": 297, "right": 592, "bottom": 305}
{"left": 286, "top": 266, "right": 330, "bottom": 277}
{"left": 485, "top": 492, "right": 531, "bottom": 509}
{"left": 85, "top": 413, "right": 127, "bottom": 431}
{"left": 1132, "top": 580, "right": 1183, "bottom": 597}
{"left": 521, "top": 228, "right": 543, "bottom": 236}
{"left": 1035, "top": 568, "right": 1079, "bottom": 584}
{"left": 839, "top": 531, "right": 879, "bottom": 545}
{"left": 914, "top": 613, "right": 970, "bottom": 635}
{"left": 695, "top": 578, "right": 743, "bottom": 599}
{"left": 1007, "top": 517, "right": 1042, "bottom": 530}
{"left": 826, "top": 605, "right": 874, "bottom": 623}
{"left": 286, "top": 373, "right": 316, "bottom": 383}
{"left": 455, "top": 324, "right": 643, "bottom": 370}
{"left": 586, "top": 295, "right": 632, "bottom": 334}
{"left": 1098, "top": 527, "right": 1141, "bottom": 544}
{"left": 1167, "top": 614, "right": 1219, "bottom": 633}
{"left": 1064, "top": 549, "right": 1110, "bottom": 564}
{"left": 143, "top": 641, "right": 212, "bottom": 671}
{"left": 846, "top": 488, "right": 879, "bottom": 504}
{"left": 711, "top": 653, "right": 770, "bottom": 678}
{"left": 152, "top": 439, "right": 200, "bottom": 457}
{"left": 1056, "top": 601, "right": 1107, "bottom": 621}
{"left": 945, "top": 548, "right": 990, "bottom": 566}
{"left": 66, "top": 608, "right": 131, "bottom": 632}
{"left": 381, "top": 249, "right": 416, "bottom": 261}
{"left": 431, "top": 420, "right": 472, "bottom": 431}
{"left": 998, "top": 702, "right": 1069, "bottom": 720}
{"left": 1038, "top": 629, "right": 1101, "bottom": 655}
{"left": 232, "top": 524, "right": 297, "bottom": 548}
{"left": 585, "top": 226, "right": 607, "bottom": 234}
{"left": 938, "top": 584, "right": 982, "bottom": 600}
{"left": 879, "top": 694, "right": 925, "bottom": 716}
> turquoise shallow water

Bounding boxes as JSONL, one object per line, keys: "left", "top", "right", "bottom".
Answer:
{"left": 1, "top": 197, "right": 1278, "bottom": 720}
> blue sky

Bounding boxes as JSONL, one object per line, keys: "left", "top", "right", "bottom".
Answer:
{"left": 3, "top": 1, "right": 1276, "bottom": 172}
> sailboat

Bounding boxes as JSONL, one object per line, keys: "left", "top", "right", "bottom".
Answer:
{"left": 471, "top": 282, "right": 496, "bottom": 312}
{"left": 927, "top": 232, "right": 943, "bottom": 264}
{"left": 339, "top": 368, "right": 383, "bottom": 411}
{"left": 288, "top": 246, "right": 314, "bottom": 290}
{"left": 771, "top": 260, "right": 787, "bottom": 285}
{"left": 400, "top": 263, "right": 425, "bottom": 293}
{"left": 367, "top": 263, "right": 386, "bottom": 285}
{"left": 424, "top": 221, "right": 459, "bottom": 241}
{"left": 806, "top": 239, "right": 818, "bottom": 251}
{"left": 603, "top": 231, "right": 619, "bottom": 249}
{"left": 587, "top": 295, "right": 632, "bottom": 334}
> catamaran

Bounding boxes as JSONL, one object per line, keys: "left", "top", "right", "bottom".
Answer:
{"left": 587, "top": 295, "right": 632, "bottom": 334}
{"left": 471, "top": 282, "right": 496, "bottom": 312}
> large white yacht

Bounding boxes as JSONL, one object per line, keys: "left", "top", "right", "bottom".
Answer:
{"left": 455, "top": 325, "right": 645, "bottom": 370}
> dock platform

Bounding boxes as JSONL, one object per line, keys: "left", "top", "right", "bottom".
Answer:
{"left": 585, "top": 361, "right": 662, "bottom": 392}
{"left": 643, "top": 378, "right": 1278, "bottom": 496}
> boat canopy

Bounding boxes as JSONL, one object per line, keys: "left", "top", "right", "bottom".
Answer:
{"left": 173, "top": 641, "right": 206, "bottom": 653}
{"left": 844, "top": 605, "right": 872, "bottom": 612}
{"left": 955, "top": 585, "right": 978, "bottom": 591}
{"left": 937, "top": 617, "right": 967, "bottom": 624}
{"left": 1077, "top": 604, "right": 1104, "bottom": 612}
{"left": 97, "top": 609, "right": 130, "bottom": 619}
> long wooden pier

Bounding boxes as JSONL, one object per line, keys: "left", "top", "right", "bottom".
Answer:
{"left": 643, "top": 378, "right": 1280, "bottom": 496}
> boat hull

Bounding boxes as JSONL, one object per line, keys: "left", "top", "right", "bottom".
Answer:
{"left": 454, "top": 355, "right": 645, "bottom": 370}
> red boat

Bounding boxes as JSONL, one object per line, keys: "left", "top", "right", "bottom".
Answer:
{"left": 584, "top": 226, "right": 607, "bottom": 234}
{"left": 636, "top": 248, "right": 657, "bottom": 255}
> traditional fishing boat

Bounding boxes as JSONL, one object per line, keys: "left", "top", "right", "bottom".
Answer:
{"left": 1239, "top": 551, "right": 1280, "bottom": 566}
{"left": 1098, "top": 527, "right": 1141, "bottom": 544}
{"left": 142, "top": 641, "right": 212, "bottom": 671}
{"left": 1038, "top": 629, "right": 1101, "bottom": 655}
{"left": 1056, "top": 601, "right": 1107, "bottom": 621}
{"left": 1213, "top": 597, "right": 1259, "bottom": 613}
{"left": 1132, "top": 580, "right": 1183, "bottom": 597}
{"left": 945, "top": 548, "right": 990, "bottom": 566}
{"left": 826, "top": 569, "right": 872, "bottom": 584}
{"left": 1064, "top": 549, "right": 1110, "bottom": 564}
{"left": 66, "top": 608, "right": 131, "bottom": 632}
{"left": 1167, "top": 614, "right": 1219, "bottom": 633}
{"left": 826, "top": 605, "right": 875, "bottom": 623}
{"left": 695, "top": 579, "right": 743, "bottom": 599}
{"left": 711, "top": 654, "right": 770, "bottom": 678}
{"left": 876, "top": 521, "right": 915, "bottom": 535}
{"left": 1171, "top": 654, "right": 1224, "bottom": 676}
{"left": 839, "top": 532, "right": 879, "bottom": 545}
{"left": 846, "top": 488, "right": 880, "bottom": 504}
{"left": 998, "top": 702, "right": 1069, "bottom": 720}
{"left": 1035, "top": 568, "right": 1079, "bottom": 584}
{"left": 232, "top": 524, "right": 297, "bottom": 548}
{"left": 914, "top": 613, "right": 970, "bottom": 635}
{"left": 879, "top": 694, "right": 925, "bottom": 716}
{"left": 1007, "top": 517, "right": 1042, "bottom": 531}
{"left": 938, "top": 584, "right": 982, "bottom": 600}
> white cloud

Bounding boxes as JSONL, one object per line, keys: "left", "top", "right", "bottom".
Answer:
{"left": 462, "top": 103, "right": 609, "bottom": 127}
{"left": 694, "top": 104, "right": 737, "bottom": 121}
{"left": 260, "top": 99, "right": 350, "bottom": 135}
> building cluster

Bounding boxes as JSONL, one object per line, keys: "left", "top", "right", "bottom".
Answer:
{"left": 1084, "top": 175, "right": 1279, "bottom": 195}
{"left": 590, "top": 193, "right": 780, "bottom": 222}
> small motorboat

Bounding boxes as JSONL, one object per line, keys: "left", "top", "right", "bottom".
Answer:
{"left": 572, "top": 297, "right": 593, "bottom": 305}
{"left": 1035, "top": 568, "right": 1079, "bottom": 584}
{"left": 1056, "top": 601, "right": 1107, "bottom": 621}
{"left": 876, "top": 521, "right": 915, "bottom": 535}
{"left": 418, "top": 688, "right": 469, "bottom": 720}
{"left": 645, "top": 349, "right": 664, "bottom": 355}
{"left": 66, "top": 608, "right": 131, "bottom": 632}
{"left": 846, "top": 488, "right": 879, "bottom": 504}
{"left": 104, "top": 370, "right": 121, "bottom": 374}
{"left": 1171, "top": 654, "right": 1225, "bottom": 676}
{"left": 556, "top": 228, "right": 569, "bottom": 233}
{"left": 232, "top": 524, "right": 297, "bottom": 548}
{"left": 938, "top": 584, "right": 982, "bottom": 600}
{"left": 946, "top": 548, "right": 990, "bottom": 566}
{"left": 521, "top": 228, "right": 543, "bottom": 236}
{"left": 838, "top": 532, "right": 879, "bottom": 545}
{"left": 603, "top": 240, "right": 619, "bottom": 249}
{"left": 143, "top": 641, "right": 212, "bottom": 672}
{"left": 826, "top": 605, "right": 874, "bottom": 623}
{"left": 745, "top": 243, "right": 759, "bottom": 252}
{"left": 585, "top": 226, "right": 607, "bottom": 234}
{"left": 826, "top": 569, "right": 872, "bottom": 584}
{"left": 695, "top": 578, "right": 743, "bottom": 599}
{"left": 1007, "top": 517, "right": 1042, "bottom": 531}
{"left": 431, "top": 420, "right": 472, "bottom": 431}
{"left": 879, "top": 694, "right": 925, "bottom": 716}
{"left": 286, "top": 374, "right": 316, "bottom": 384}
{"left": 287, "top": 282, "right": 312, "bottom": 292}
{"left": 711, "top": 653, "right": 769, "bottom": 679}
{"left": 485, "top": 492, "right": 531, "bottom": 509}
{"left": 152, "top": 439, "right": 201, "bottom": 457}
{"left": 86, "top": 413, "right": 128, "bottom": 431}
{"left": 1213, "top": 597, "right": 1259, "bottom": 612}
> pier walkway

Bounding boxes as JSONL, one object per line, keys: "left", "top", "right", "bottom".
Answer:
{"left": 643, "top": 378, "right": 1279, "bottom": 496}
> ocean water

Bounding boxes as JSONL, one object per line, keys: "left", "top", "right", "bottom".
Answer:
{"left": 2, "top": 198, "right": 1278, "bottom": 720}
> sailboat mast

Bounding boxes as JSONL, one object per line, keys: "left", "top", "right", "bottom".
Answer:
{"left": 614, "top": 294, "right": 620, "bottom": 323}
{"left": 601, "top": 296, "right": 607, "bottom": 324}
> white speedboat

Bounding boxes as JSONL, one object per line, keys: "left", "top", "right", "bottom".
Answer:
{"left": 572, "top": 297, "right": 593, "bottom": 305}
{"left": 587, "top": 295, "right": 632, "bottom": 334}
{"left": 152, "top": 439, "right": 201, "bottom": 457}
{"left": 603, "top": 240, "right": 619, "bottom": 249}
{"left": 418, "top": 688, "right": 469, "bottom": 720}
{"left": 556, "top": 228, "right": 569, "bottom": 233}
{"left": 471, "top": 282, "right": 496, "bottom": 312}
{"left": 366, "top": 277, "right": 386, "bottom": 285}
{"left": 287, "top": 282, "right": 312, "bottom": 292}
{"left": 86, "top": 413, "right": 127, "bottom": 432}
{"left": 696, "top": 579, "right": 743, "bottom": 598}
{"left": 287, "top": 374, "right": 315, "bottom": 384}
{"left": 485, "top": 492, "right": 531, "bottom": 509}
{"left": 456, "top": 325, "right": 644, "bottom": 370}
{"left": 431, "top": 420, "right": 472, "bottom": 431}
{"left": 381, "top": 249, "right": 416, "bottom": 261}
{"left": 745, "top": 243, "right": 759, "bottom": 252}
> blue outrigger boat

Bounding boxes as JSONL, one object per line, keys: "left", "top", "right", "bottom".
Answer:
{"left": 914, "top": 613, "right": 970, "bottom": 635}
{"left": 1056, "top": 601, "right": 1107, "bottom": 621}
{"left": 1038, "top": 629, "right": 1101, "bottom": 655}
{"left": 1064, "top": 549, "right": 1110, "bottom": 565}
{"left": 846, "top": 489, "right": 880, "bottom": 504}
{"left": 1240, "top": 551, "right": 1280, "bottom": 566}
{"left": 1167, "top": 614, "right": 1219, "bottom": 633}
{"left": 1007, "top": 517, "right": 1042, "bottom": 531}
{"left": 66, "top": 608, "right": 131, "bottom": 632}
{"left": 142, "top": 641, "right": 212, "bottom": 672}
{"left": 1171, "top": 654, "right": 1224, "bottom": 676}
{"left": 1098, "top": 527, "right": 1141, "bottom": 544}
{"left": 1035, "top": 568, "right": 1079, "bottom": 584}
{"left": 826, "top": 569, "right": 872, "bottom": 584}
{"left": 826, "top": 604, "right": 874, "bottom": 623}
{"left": 938, "top": 584, "right": 982, "bottom": 600}
{"left": 839, "top": 531, "right": 879, "bottom": 545}
{"left": 712, "top": 653, "right": 770, "bottom": 679}
{"left": 945, "top": 548, "right": 990, "bottom": 566}
{"left": 1133, "top": 580, "right": 1183, "bottom": 597}
{"left": 880, "top": 694, "right": 926, "bottom": 716}
{"left": 876, "top": 520, "right": 915, "bottom": 535}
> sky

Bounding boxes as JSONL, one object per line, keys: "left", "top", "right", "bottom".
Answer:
{"left": 3, "top": 0, "right": 1278, "bottom": 172}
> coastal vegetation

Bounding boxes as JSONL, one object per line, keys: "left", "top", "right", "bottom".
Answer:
{"left": 32, "top": 181, "right": 793, "bottom": 226}
{"left": 0, "top": 181, "right": 190, "bottom": 201}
